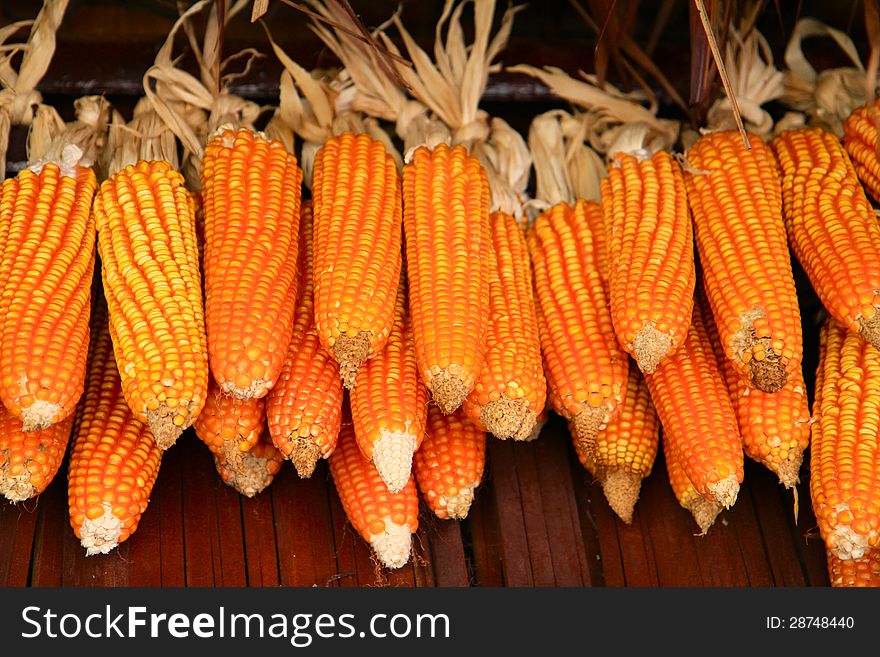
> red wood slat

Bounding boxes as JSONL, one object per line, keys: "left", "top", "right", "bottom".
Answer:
{"left": 568, "top": 456, "right": 614, "bottom": 587}
{"left": 791, "top": 481, "right": 830, "bottom": 586}
{"left": 532, "top": 430, "right": 591, "bottom": 585}
{"left": 423, "top": 516, "right": 470, "bottom": 586}
{"left": 486, "top": 439, "right": 534, "bottom": 586}
{"left": 128, "top": 451, "right": 179, "bottom": 587}
{"left": 719, "top": 470, "right": 775, "bottom": 586}
{"left": 29, "top": 477, "right": 67, "bottom": 586}
{"left": 508, "top": 440, "right": 555, "bottom": 585}
{"left": 273, "top": 464, "right": 338, "bottom": 586}
{"left": 0, "top": 499, "right": 39, "bottom": 586}
{"left": 180, "top": 436, "right": 247, "bottom": 586}
{"left": 241, "top": 489, "right": 280, "bottom": 586}
{"left": 462, "top": 480, "right": 504, "bottom": 586}
{"left": 637, "top": 453, "right": 704, "bottom": 587}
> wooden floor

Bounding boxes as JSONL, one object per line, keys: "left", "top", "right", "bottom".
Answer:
{"left": 0, "top": 415, "right": 830, "bottom": 587}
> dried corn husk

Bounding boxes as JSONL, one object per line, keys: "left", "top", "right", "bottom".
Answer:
{"left": 0, "top": 0, "right": 68, "bottom": 175}
{"left": 779, "top": 17, "right": 872, "bottom": 136}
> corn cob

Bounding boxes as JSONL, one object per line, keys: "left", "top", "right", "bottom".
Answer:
{"left": 67, "top": 302, "right": 162, "bottom": 555}
{"left": 771, "top": 127, "right": 880, "bottom": 349}
{"left": 403, "top": 143, "right": 491, "bottom": 414}
{"left": 462, "top": 211, "right": 547, "bottom": 440}
{"left": 414, "top": 405, "right": 486, "bottom": 520}
{"left": 843, "top": 101, "right": 880, "bottom": 203}
{"left": 213, "top": 431, "right": 283, "bottom": 498}
{"left": 266, "top": 201, "right": 343, "bottom": 477}
{"left": 644, "top": 301, "right": 744, "bottom": 509}
{"left": 200, "top": 126, "right": 302, "bottom": 399}
{"left": 663, "top": 434, "right": 722, "bottom": 535}
{"left": 685, "top": 130, "right": 802, "bottom": 393}
{"left": 194, "top": 377, "right": 265, "bottom": 463}
{"left": 812, "top": 318, "right": 880, "bottom": 560}
{"left": 702, "top": 292, "right": 811, "bottom": 488}
{"left": 93, "top": 160, "right": 208, "bottom": 449}
{"left": 0, "top": 405, "right": 73, "bottom": 503}
{"left": 827, "top": 549, "right": 880, "bottom": 587}
{"left": 528, "top": 199, "right": 628, "bottom": 459}
{"left": 573, "top": 362, "right": 660, "bottom": 523}
{"left": 329, "top": 418, "right": 419, "bottom": 570}
{"left": 312, "top": 132, "right": 403, "bottom": 388}
{"left": 602, "top": 150, "right": 695, "bottom": 374}
{"left": 0, "top": 162, "right": 96, "bottom": 430}
{"left": 350, "top": 278, "right": 428, "bottom": 493}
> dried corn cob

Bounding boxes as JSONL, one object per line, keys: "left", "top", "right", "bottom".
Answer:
{"left": 462, "top": 211, "right": 546, "bottom": 440}
{"left": 0, "top": 162, "right": 96, "bottom": 430}
{"left": 200, "top": 126, "right": 302, "bottom": 399}
{"left": 685, "top": 130, "right": 802, "bottom": 393}
{"left": 644, "top": 301, "right": 744, "bottom": 509}
{"left": 350, "top": 278, "right": 428, "bottom": 493}
{"left": 663, "top": 435, "right": 722, "bottom": 535}
{"left": 213, "top": 431, "right": 283, "bottom": 498}
{"left": 573, "top": 362, "right": 660, "bottom": 523}
{"left": 702, "top": 291, "right": 811, "bottom": 488}
{"left": 414, "top": 405, "right": 486, "bottom": 520}
{"left": 843, "top": 101, "right": 880, "bottom": 203}
{"left": 827, "top": 549, "right": 880, "bottom": 587}
{"left": 194, "top": 377, "right": 265, "bottom": 463}
{"left": 403, "top": 143, "right": 491, "bottom": 414}
{"left": 329, "top": 419, "right": 419, "bottom": 570}
{"left": 266, "top": 202, "right": 343, "bottom": 477}
{"left": 602, "top": 149, "right": 695, "bottom": 374}
{"left": 93, "top": 160, "right": 208, "bottom": 448}
{"left": 67, "top": 302, "right": 162, "bottom": 555}
{"left": 771, "top": 127, "right": 880, "bottom": 349}
{"left": 0, "top": 405, "right": 73, "bottom": 502}
{"left": 312, "top": 132, "right": 403, "bottom": 388}
{"left": 528, "top": 199, "right": 628, "bottom": 459}
{"left": 812, "top": 318, "right": 880, "bottom": 560}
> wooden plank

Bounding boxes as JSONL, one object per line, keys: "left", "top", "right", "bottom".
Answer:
{"left": 532, "top": 430, "right": 591, "bottom": 585}
{"left": 637, "top": 453, "right": 704, "bottom": 587}
{"left": 736, "top": 464, "right": 798, "bottom": 586}
{"left": 127, "top": 453, "right": 173, "bottom": 587}
{"left": 273, "top": 463, "right": 339, "bottom": 587}
{"left": 507, "top": 440, "right": 555, "bottom": 585}
{"left": 149, "top": 434, "right": 186, "bottom": 586}
{"left": 179, "top": 436, "right": 247, "bottom": 586}
{"left": 568, "top": 454, "right": 612, "bottom": 586}
{"left": 0, "top": 499, "right": 39, "bottom": 586}
{"left": 422, "top": 516, "right": 470, "bottom": 587}
{"left": 411, "top": 525, "right": 436, "bottom": 588}
{"left": 241, "top": 488, "right": 280, "bottom": 587}
{"left": 462, "top": 478, "right": 504, "bottom": 586}
{"left": 486, "top": 439, "right": 534, "bottom": 586}
{"left": 29, "top": 478, "right": 67, "bottom": 586}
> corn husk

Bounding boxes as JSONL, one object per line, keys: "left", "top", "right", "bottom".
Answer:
{"left": 0, "top": 0, "right": 68, "bottom": 175}
{"left": 779, "top": 17, "right": 872, "bottom": 136}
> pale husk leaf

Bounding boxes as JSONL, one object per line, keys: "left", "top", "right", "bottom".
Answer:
{"left": 27, "top": 95, "right": 113, "bottom": 175}
{"left": 473, "top": 116, "right": 531, "bottom": 218}
{"left": 508, "top": 64, "right": 679, "bottom": 154}
{"left": 0, "top": 0, "right": 69, "bottom": 174}
{"left": 780, "top": 17, "right": 870, "bottom": 136}
{"left": 706, "top": 26, "right": 784, "bottom": 137}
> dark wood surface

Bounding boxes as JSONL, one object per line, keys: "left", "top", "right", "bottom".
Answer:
{"left": 0, "top": 415, "right": 830, "bottom": 587}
